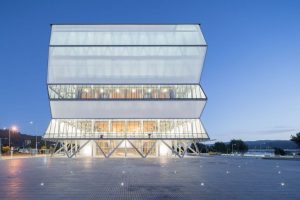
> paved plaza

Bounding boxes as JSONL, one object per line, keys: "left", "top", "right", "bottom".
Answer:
{"left": 0, "top": 156, "right": 299, "bottom": 200}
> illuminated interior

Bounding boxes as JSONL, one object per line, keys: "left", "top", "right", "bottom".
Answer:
{"left": 45, "top": 119, "right": 208, "bottom": 139}
{"left": 44, "top": 24, "right": 209, "bottom": 158}
{"left": 48, "top": 84, "right": 206, "bottom": 100}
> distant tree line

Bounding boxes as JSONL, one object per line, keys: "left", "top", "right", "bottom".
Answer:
{"left": 187, "top": 131, "right": 300, "bottom": 155}
{"left": 189, "top": 139, "right": 249, "bottom": 154}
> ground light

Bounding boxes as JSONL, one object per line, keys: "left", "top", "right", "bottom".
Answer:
{"left": 159, "top": 142, "right": 170, "bottom": 156}
{"left": 81, "top": 141, "right": 93, "bottom": 156}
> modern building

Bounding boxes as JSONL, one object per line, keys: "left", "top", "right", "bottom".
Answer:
{"left": 43, "top": 24, "right": 209, "bottom": 158}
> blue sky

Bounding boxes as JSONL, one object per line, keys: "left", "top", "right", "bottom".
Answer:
{"left": 0, "top": 0, "right": 299, "bottom": 141}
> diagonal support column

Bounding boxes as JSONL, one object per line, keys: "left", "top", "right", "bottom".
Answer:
{"left": 53, "top": 145, "right": 64, "bottom": 156}
{"left": 63, "top": 143, "right": 71, "bottom": 158}
{"left": 51, "top": 141, "right": 59, "bottom": 157}
{"left": 180, "top": 141, "right": 189, "bottom": 158}
{"left": 127, "top": 140, "right": 145, "bottom": 158}
{"left": 193, "top": 140, "right": 200, "bottom": 155}
{"left": 69, "top": 140, "right": 91, "bottom": 158}
{"left": 188, "top": 146, "right": 198, "bottom": 154}
{"left": 63, "top": 144, "right": 70, "bottom": 158}
{"left": 107, "top": 140, "right": 124, "bottom": 158}
{"left": 144, "top": 141, "right": 157, "bottom": 158}
{"left": 93, "top": 140, "right": 108, "bottom": 158}
{"left": 161, "top": 140, "right": 182, "bottom": 158}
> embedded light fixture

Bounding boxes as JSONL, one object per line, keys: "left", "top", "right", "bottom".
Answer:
{"left": 116, "top": 89, "right": 120, "bottom": 93}
{"left": 100, "top": 89, "right": 104, "bottom": 93}
{"left": 132, "top": 89, "right": 136, "bottom": 93}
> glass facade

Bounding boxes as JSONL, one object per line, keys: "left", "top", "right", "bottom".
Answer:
{"left": 45, "top": 119, "right": 208, "bottom": 139}
{"left": 48, "top": 84, "right": 206, "bottom": 100}
{"left": 44, "top": 24, "right": 209, "bottom": 158}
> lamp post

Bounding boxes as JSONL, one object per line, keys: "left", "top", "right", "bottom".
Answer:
{"left": 29, "top": 121, "right": 38, "bottom": 155}
{"left": 9, "top": 126, "right": 18, "bottom": 149}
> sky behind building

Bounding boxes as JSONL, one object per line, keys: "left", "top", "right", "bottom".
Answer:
{"left": 0, "top": 0, "right": 299, "bottom": 141}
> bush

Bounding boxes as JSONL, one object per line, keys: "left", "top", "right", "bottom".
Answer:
{"left": 274, "top": 147, "right": 285, "bottom": 156}
{"left": 213, "top": 142, "right": 227, "bottom": 153}
{"left": 1, "top": 146, "right": 10, "bottom": 154}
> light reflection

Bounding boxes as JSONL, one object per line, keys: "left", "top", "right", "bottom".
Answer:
{"left": 4, "top": 159, "right": 23, "bottom": 198}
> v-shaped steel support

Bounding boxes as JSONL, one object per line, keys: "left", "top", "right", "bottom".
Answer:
{"left": 69, "top": 140, "right": 91, "bottom": 158}
{"left": 93, "top": 140, "right": 108, "bottom": 158}
{"left": 161, "top": 140, "right": 183, "bottom": 158}
{"left": 51, "top": 141, "right": 60, "bottom": 157}
{"left": 127, "top": 140, "right": 145, "bottom": 158}
{"left": 193, "top": 140, "right": 200, "bottom": 154}
{"left": 107, "top": 140, "right": 124, "bottom": 158}
{"left": 53, "top": 145, "right": 64, "bottom": 156}
{"left": 144, "top": 141, "right": 157, "bottom": 158}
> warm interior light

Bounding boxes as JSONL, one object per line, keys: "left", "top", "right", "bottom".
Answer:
{"left": 116, "top": 89, "right": 120, "bottom": 93}
{"left": 81, "top": 141, "right": 92, "bottom": 156}
{"left": 159, "top": 142, "right": 170, "bottom": 156}
{"left": 147, "top": 89, "right": 152, "bottom": 93}
{"left": 132, "top": 89, "right": 136, "bottom": 93}
{"left": 100, "top": 89, "right": 104, "bottom": 93}
{"left": 119, "top": 140, "right": 132, "bottom": 148}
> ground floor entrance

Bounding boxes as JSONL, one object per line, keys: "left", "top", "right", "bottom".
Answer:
{"left": 50, "top": 139, "right": 202, "bottom": 158}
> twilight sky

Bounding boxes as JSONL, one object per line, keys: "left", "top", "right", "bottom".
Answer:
{"left": 0, "top": 0, "right": 299, "bottom": 141}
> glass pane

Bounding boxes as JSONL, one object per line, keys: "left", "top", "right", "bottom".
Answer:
{"left": 48, "top": 84, "right": 206, "bottom": 100}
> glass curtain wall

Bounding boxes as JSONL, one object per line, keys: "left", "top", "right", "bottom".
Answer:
{"left": 48, "top": 84, "right": 206, "bottom": 100}
{"left": 45, "top": 119, "right": 208, "bottom": 139}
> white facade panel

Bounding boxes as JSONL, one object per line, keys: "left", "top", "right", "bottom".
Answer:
{"left": 50, "top": 24, "right": 206, "bottom": 46}
{"left": 50, "top": 100, "right": 206, "bottom": 119}
{"left": 47, "top": 46, "right": 206, "bottom": 84}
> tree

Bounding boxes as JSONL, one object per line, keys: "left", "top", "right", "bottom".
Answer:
{"left": 213, "top": 142, "right": 227, "bottom": 153}
{"left": 291, "top": 132, "right": 300, "bottom": 147}
{"left": 274, "top": 147, "right": 286, "bottom": 156}
{"left": 228, "top": 139, "right": 248, "bottom": 154}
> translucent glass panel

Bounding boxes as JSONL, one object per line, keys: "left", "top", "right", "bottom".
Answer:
{"left": 48, "top": 84, "right": 206, "bottom": 100}
{"left": 47, "top": 46, "right": 206, "bottom": 84}
{"left": 50, "top": 100, "right": 206, "bottom": 118}
{"left": 44, "top": 119, "right": 209, "bottom": 139}
{"left": 50, "top": 25, "right": 206, "bottom": 45}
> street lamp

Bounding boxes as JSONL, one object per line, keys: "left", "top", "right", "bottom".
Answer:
{"left": 9, "top": 125, "right": 18, "bottom": 149}
{"left": 29, "top": 121, "right": 38, "bottom": 155}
